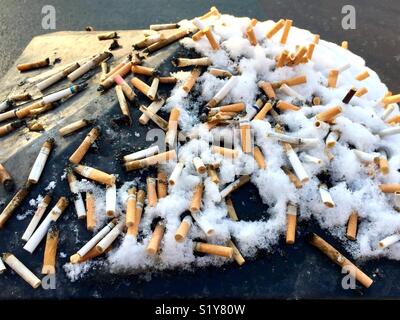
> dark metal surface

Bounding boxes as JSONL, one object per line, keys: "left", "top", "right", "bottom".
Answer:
{"left": 0, "top": 0, "right": 399, "bottom": 299}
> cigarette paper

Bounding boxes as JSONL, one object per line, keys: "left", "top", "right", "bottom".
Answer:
{"left": 97, "top": 32, "right": 117, "bottom": 40}
{"left": 175, "top": 216, "right": 192, "bottom": 242}
{"left": 147, "top": 77, "right": 159, "bottom": 101}
{"left": 283, "top": 143, "right": 309, "bottom": 183}
{"left": 211, "top": 146, "right": 238, "bottom": 159}
{"left": 277, "top": 101, "right": 301, "bottom": 111}
{"left": 190, "top": 183, "right": 203, "bottom": 213}
{"left": 286, "top": 202, "right": 298, "bottom": 244}
{"left": 24, "top": 197, "right": 68, "bottom": 254}
{"left": 338, "top": 63, "right": 351, "bottom": 73}
{"left": 316, "top": 105, "right": 342, "bottom": 123}
{"left": 36, "top": 63, "right": 79, "bottom": 91}
{"left": 326, "top": 131, "right": 340, "bottom": 148}
{"left": 319, "top": 183, "right": 335, "bottom": 207}
{"left": 146, "top": 29, "right": 190, "bottom": 53}
{"left": 379, "top": 184, "right": 400, "bottom": 193}
{"left": 27, "top": 139, "right": 53, "bottom": 184}
{"left": 147, "top": 177, "right": 158, "bottom": 207}
{"left": 17, "top": 58, "right": 50, "bottom": 72}
{"left": 0, "top": 109, "right": 17, "bottom": 123}
{"left": 220, "top": 175, "right": 251, "bottom": 199}
{"left": 59, "top": 119, "right": 89, "bottom": 137}
{"left": 115, "top": 85, "right": 132, "bottom": 124}
{"left": 67, "top": 172, "right": 86, "bottom": 219}
{"left": 355, "top": 70, "right": 369, "bottom": 81}
{"left": 209, "top": 68, "right": 232, "bottom": 78}
{"left": 203, "top": 26, "right": 219, "bottom": 50}
{"left": 169, "top": 162, "right": 184, "bottom": 185}
{"left": 225, "top": 197, "right": 238, "bottom": 221}
{"left": 194, "top": 242, "right": 233, "bottom": 258}
{"left": 165, "top": 107, "right": 180, "bottom": 148}
{"left": 378, "top": 126, "right": 400, "bottom": 137}
{"left": 135, "top": 33, "right": 165, "bottom": 49}
{"left": 146, "top": 222, "right": 165, "bottom": 255}
{"left": 266, "top": 19, "right": 285, "bottom": 39}
{"left": 300, "top": 154, "right": 322, "bottom": 165}
{"left": 280, "top": 20, "right": 292, "bottom": 44}
{"left": 42, "top": 227, "right": 59, "bottom": 274}
{"left": 69, "top": 127, "right": 100, "bottom": 164}
{"left": 3, "top": 253, "right": 41, "bottom": 288}
{"left": 139, "top": 99, "right": 165, "bottom": 125}
{"left": 96, "top": 221, "right": 124, "bottom": 253}
{"left": 379, "top": 234, "right": 400, "bottom": 249}
{"left": 21, "top": 194, "right": 51, "bottom": 241}
{"left": 125, "top": 150, "right": 177, "bottom": 171}
{"left": 42, "top": 83, "right": 87, "bottom": 104}
{"left": 227, "top": 240, "right": 245, "bottom": 266}
{"left": 125, "top": 187, "right": 137, "bottom": 227}
{"left": 0, "top": 183, "right": 31, "bottom": 229}
{"left": 73, "top": 164, "right": 116, "bottom": 186}
{"left": 206, "top": 76, "right": 238, "bottom": 108}
{"left": 328, "top": 69, "right": 339, "bottom": 88}
{"left": 182, "top": 68, "right": 201, "bottom": 93}
{"left": 253, "top": 146, "right": 266, "bottom": 169}
{"left": 128, "top": 189, "right": 145, "bottom": 237}
{"left": 279, "top": 84, "right": 305, "bottom": 101}
{"left": 123, "top": 145, "right": 160, "bottom": 163}
{"left": 86, "top": 192, "right": 96, "bottom": 231}
{"left": 173, "top": 57, "right": 212, "bottom": 67}
{"left": 106, "top": 182, "right": 117, "bottom": 217}
{"left": 346, "top": 211, "right": 358, "bottom": 241}
{"left": 308, "top": 233, "right": 373, "bottom": 288}
{"left": 68, "top": 52, "right": 110, "bottom": 81}
{"left": 114, "top": 75, "right": 136, "bottom": 101}
{"left": 353, "top": 149, "right": 380, "bottom": 163}
{"left": 268, "top": 131, "right": 318, "bottom": 147}
{"left": 150, "top": 23, "right": 179, "bottom": 31}
{"left": 0, "top": 163, "right": 14, "bottom": 191}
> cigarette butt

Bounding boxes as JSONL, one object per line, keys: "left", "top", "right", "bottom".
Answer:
{"left": 355, "top": 70, "right": 369, "bottom": 81}
{"left": 100, "top": 61, "right": 108, "bottom": 81}
{"left": 379, "top": 156, "right": 389, "bottom": 175}
{"left": 379, "top": 184, "right": 400, "bottom": 193}
{"left": 277, "top": 100, "right": 301, "bottom": 111}
{"left": 207, "top": 166, "right": 220, "bottom": 184}
{"left": 173, "top": 57, "right": 212, "bottom": 67}
{"left": 316, "top": 105, "right": 342, "bottom": 123}
{"left": 193, "top": 157, "right": 206, "bottom": 174}
{"left": 253, "top": 146, "right": 266, "bottom": 169}
{"left": 246, "top": 26, "right": 257, "bottom": 46}
{"left": 312, "top": 96, "right": 321, "bottom": 105}
{"left": 211, "top": 146, "right": 238, "bottom": 159}
{"left": 129, "top": 189, "right": 145, "bottom": 237}
{"left": 9, "top": 93, "right": 31, "bottom": 102}
{"left": 274, "top": 75, "right": 307, "bottom": 88}
{"left": 3, "top": 253, "right": 41, "bottom": 288}
{"left": 307, "top": 43, "right": 315, "bottom": 60}
{"left": 115, "top": 85, "right": 132, "bottom": 124}
{"left": 282, "top": 166, "right": 302, "bottom": 189}
{"left": 240, "top": 120, "right": 253, "bottom": 154}
{"left": 0, "top": 256, "right": 5, "bottom": 273}
{"left": 125, "top": 187, "right": 137, "bottom": 227}
{"left": 146, "top": 222, "right": 165, "bottom": 255}
{"left": 157, "top": 169, "right": 168, "bottom": 198}
{"left": 0, "top": 119, "right": 26, "bottom": 137}
{"left": 203, "top": 26, "right": 219, "bottom": 50}
{"left": 146, "top": 28, "right": 190, "bottom": 53}
{"left": 71, "top": 246, "right": 112, "bottom": 264}
{"left": 194, "top": 242, "right": 233, "bottom": 258}
{"left": 139, "top": 99, "right": 165, "bottom": 125}
{"left": 114, "top": 75, "right": 136, "bottom": 101}
{"left": 308, "top": 233, "right": 373, "bottom": 288}
{"left": 67, "top": 171, "right": 86, "bottom": 219}
{"left": 59, "top": 119, "right": 89, "bottom": 137}
{"left": 175, "top": 216, "right": 192, "bottom": 242}
{"left": 259, "top": 82, "right": 276, "bottom": 99}
{"left": 69, "top": 127, "right": 100, "bottom": 164}
{"left": 69, "top": 52, "right": 111, "bottom": 82}
{"left": 131, "top": 65, "right": 155, "bottom": 77}
{"left": 220, "top": 175, "right": 250, "bottom": 198}
{"left": 150, "top": 23, "right": 179, "bottom": 31}
{"left": 266, "top": 19, "right": 285, "bottom": 39}
{"left": 355, "top": 87, "right": 368, "bottom": 97}
{"left": 147, "top": 77, "right": 159, "bottom": 101}
{"left": 17, "top": 58, "right": 50, "bottom": 72}
{"left": 105, "top": 182, "right": 116, "bottom": 217}
{"left": 383, "top": 94, "right": 400, "bottom": 106}
{"left": 135, "top": 33, "right": 165, "bottom": 49}
{"left": 22, "top": 193, "right": 51, "bottom": 242}
{"left": 209, "top": 68, "right": 232, "bottom": 78}
{"left": 98, "top": 62, "right": 132, "bottom": 91}
{"left": 328, "top": 69, "right": 339, "bottom": 88}
{"left": 226, "top": 197, "right": 238, "bottom": 221}
{"left": 0, "top": 163, "right": 14, "bottom": 191}
{"left": 86, "top": 192, "right": 96, "bottom": 231}
{"left": 73, "top": 164, "right": 116, "bottom": 186}
{"left": 346, "top": 211, "right": 358, "bottom": 241}
{"left": 286, "top": 202, "right": 297, "bottom": 244}
{"left": 326, "top": 131, "right": 340, "bottom": 148}
{"left": 96, "top": 221, "right": 124, "bottom": 253}
{"left": 342, "top": 88, "right": 357, "bottom": 104}
{"left": 192, "top": 30, "right": 205, "bottom": 41}
{"left": 276, "top": 49, "right": 289, "bottom": 68}
{"left": 147, "top": 177, "right": 158, "bottom": 207}
{"left": 379, "top": 234, "right": 400, "bottom": 249}
{"left": 28, "top": 139, "right": 54, "bottom": 184}
{"left": 182, "top": 68, "right": 201, "bottom": 93}
{"left": 313, "top": 34, "right": 320, "bottom": 44}
{"left": 124, "top": 150, "right": 177, "bottom": 171}
{"left": 280, "top": 19, "right": 292, "bottom": 44}
{"left": 130, "top": 77, "right": 151, "bottom": 98}
{"left": 227, "top": 240, "right": 245, "bottom": 266}
{"left": 16, "top": 100, "right": 45, "bottom": 119}
{"left": 199, "top": 6, "right": 220, "bottom": 20}
{"left": 341, "top": 41, "right": 348, "bottom": 49}
{"left": 292, "top": 46, "right": 308, "bottom": 65}
{"left": 97, "top": 32, "right": 117, "bottom": 40}
{"left": 42, "top": 227, "right": 59, "bottom": 274}
{"left": 319, "top": 183, "right": 335, "bottom": 207}
{"left": 169, "top": 162, "right": 184, "bottom": 186}
{"left": 190, "top": 183, "right": 203, "bottom": 213}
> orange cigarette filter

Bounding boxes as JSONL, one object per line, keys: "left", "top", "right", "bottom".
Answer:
{"left": 194, "top": 242, "right": 233, "bottom": 258}
{"left": 42, "top": 228, "right": 59, "bottom": 274}
{"left": 159, "top": 76, "right": 177, "bottom": 84}
{"left": 273, "top": 75, "right": 307, "bottom": 88}
{"left": 157, "top": 169, "right": 168, "bottom": 198}
{"left": 73, "top": 164, "right": 116, "bottom": 186}
{"left": 379, "top": 184, "right": 400, "bottom": 193}
{"left": 254, "top": 102, "right": 273, "bottom": 120}
{"left": 147, "top": 177, "right": 158, "bottom": 207}
{"left": 346, "top": 211, "right": 358, "bottom": 241}
{"left": 341, "top": 41, "right": 349, "bottom": 49}
{"left": 211, "top": 146, "right": 239, "bottom": 159}
{"left": 280, "top": 19, "right": 292, "bottom": 44}
{"left": 217, "top": 102, "right": 246, "bottom": 113}
{"left": 312, "top": 96, "right": 321, "bottom": 105}
{"left": 203, "top": 26, "right": 220, "bottom": 50}
{"left": 379, "top": 156, "right": 389, "bottom": 175}
{"left": 225, "top": 197, "right": 238, "bottom": 221}
{"left": 277, "top": 100, "right": 300, "bottom": 111}
{"left": 293, "top": 46, "right": 308, "bottom": 65}
{"left": 182, "top": 68, "right": 201, "bottom": 93}
{"left": 130, "top": 77, "right": 151, "bottom": 97}
{"left": 125, "top": 187, "right": 137, "bottom": 227}
{"left": 175, "top": 216, "right": 192, "bottom": 242}
{"left": 131, "top": 65, "right": 154, "bottom": 77}
{"left": 266, "top": 19, "right": 285, "bottom": 39}
{"left": 259, "top": 82, "right": 276, "bottom": 99}
{"left": 383, "top": 94, "right": 400, "bottom": 106}
{"left": 285, "top": 202, "right": 297, "bottom": 245}
{"left": 146, "top": 222, "right": 165, "bottom": 255}
{"left": 316, "top": 105, "right": 342, "bottom": 123}
{"left": 313, "top": 34, "right": 320, "bottom": 44}
{"left": 69, "top": 127, "right": 100, "bottom": 164}
{"left": 253, "top": 146, "right": 266, "bottom": 169}
{"left": 386, "top": 114, "right": 400, "bottom": 124}
{"left": 276, "top": 50, "right": 289, "bottom": 68}
{"left": 17, "top": 58, "right": 50, "bottom": 72}
{"left": 240, "top": 121, "right": 252, "bottom": 154}
{"left": 127, "top": 189, "right": 145, "bottom": 237}
{"left": 328, "top": 69, "right": 339, "bottom": 88}
{"left": 307, "top": 43, "right": 315, "bottom": 60}
{"left": 86, "top": 192, "right": 96, "bottom": 231}
{"left": 308, "top": 233, "right": 373, "bottom": 288}
{"left": 199, "top": 6, "right": 220, "bottom": 20}
{"left": 207, "top": 167, "right": 220, "bottom": 184}
{"left": 190, "top": 183, "right": 203, "bottom": 213}
{"left": 246, "top": 26, "right": 257, "bottom": 46}
{"left": 355, "top": 70, "right": 370, "bottom": 81}
{"left": 72, "top": 246, "right": 112, "bottom": 264}
{"left": 192, "top": 30, "right": 204, "bottom": 41}
{"left": 355, "top": 87, "right": 368, "bottom": 97}
{"left": 99, "top": 62, "right": 132, "bottom": 91}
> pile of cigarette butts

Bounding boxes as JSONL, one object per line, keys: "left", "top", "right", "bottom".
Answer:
{"left": 1, "top": 6, "right": 400, "bottom": 290}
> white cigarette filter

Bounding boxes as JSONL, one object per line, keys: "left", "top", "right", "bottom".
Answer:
{"left": 123, "top": 145, "right": 160, "bottom": 163}
{"left": 106, "top": 182, "right": 117, "bottom": 217}
{"left": 319, "top": 183, "right": 335, "bottom": 207}
{"left": 381, "top": 104, "right": 395, "bottom": 121}
{"left": 168, "top": 162, "right": 185, "bottom": 186}
{"left": 353, "top": 149, "right": 380, "bottom": 163}
{"left": 267, "top": 131, "right": 318, "bottom": 147}
{"left": 206, "top": 76, "right": 239, "bottom": 108}
{"left": 279, "top": 83, "right": 305, "bottom": 101}
{"left": 219, "top": 175, "right": 250, "bottom": 199}
{"left": 67, "top": 172, "right": 86, "bottom": 219}
{"left": 72, "top": 220, "right": 117, "bottom": 262}
{"left": 3, "top": 253, "right": 41, "bottom": 288}
{"left": 283, "top": 143, "right": 309, "bottom": 183}
{"left": 300, "top": 154, "right": 322, "bottom": 165}
{"left": 28, "top": 139, "right": 53, "bottom": 184}
{"left": 378, "top": 234, "right": 400, "bottom": 249}
{"left": 325, "top": 131, "right": 340, "bottom": 148}
{"left": 0, "top": 256, "right": 6, "bottom": 273}
{"left": 191, "top": 214, "right": 215, "bottom": 236}
{"left": 193, "top": 157, "right": 206, "bottom": 174}
{"left": 96, "top": 221, "right": 124, "bottom": 253}
{"left": 23, "top": 197, "right": 68, "bottom": 254}
{"left": 22, "top": 194, "right": 52, "bottom": 241}
{"left": 378, "top": 126, "right": 400, "bottom": 138}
